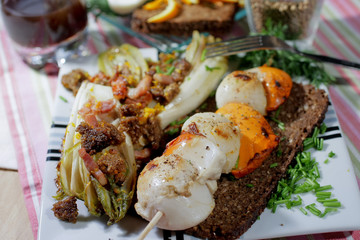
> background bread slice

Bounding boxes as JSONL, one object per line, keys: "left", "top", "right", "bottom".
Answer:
{"left": 131, "top": 3, "right": 238, "bottom": 36}
{"left": 185, "top": 83, "right": 329, "bottom": 239}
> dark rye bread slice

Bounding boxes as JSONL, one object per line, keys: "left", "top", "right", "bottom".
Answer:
{"left": 131, "top": 3, "right": 238, "bottom": 36}
{"left": 185, "top": 83, "right": 329, "bottom": 240}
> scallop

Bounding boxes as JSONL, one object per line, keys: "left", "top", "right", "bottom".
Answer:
{"left": 216, "top": 71, "right": 267, "bottom": 115}
{"left": 135, "top": 154, "right": 215, "bottom": 230}
{"left": 182, "top": 112, "right": 241, "bottom": 173}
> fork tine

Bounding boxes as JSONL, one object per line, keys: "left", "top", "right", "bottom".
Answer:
{"left": 206, "top": 41, "right": 261, "bottom": 55}
{"left": 206, "top": 35, "right": 261, "bottom": 48}
{"left": 206, "top": 46, "right": 265, "bottom": 58}
{"left": 205, "top": 36, "right": 264, "bottom": 58}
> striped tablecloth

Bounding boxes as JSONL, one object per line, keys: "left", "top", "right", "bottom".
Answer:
{"left": 0, "top": 0, "right": 359, "bottom": 239}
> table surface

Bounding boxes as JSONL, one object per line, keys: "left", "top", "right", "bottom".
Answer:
{"left": 0, "top": 170, "right": 33, "bottom": 240}
{"left": 0, "top": 1, "right": 360, "bottom": 240}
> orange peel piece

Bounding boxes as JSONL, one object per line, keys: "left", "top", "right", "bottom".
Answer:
{"left": 257, "top": 66, "right": 293, "bottom": 112}
{"left": 147, "top": 0, "right": 181, "bottom": 23}
{"left": 216, "top": 102, "right": 279, "bottom": 178}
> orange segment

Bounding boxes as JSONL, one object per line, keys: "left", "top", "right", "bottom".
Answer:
{"left": 257, "top": 66, "right": 292, "bottom": 112}
{"left": 216, "top": 102, "right": 279, "bottom": 178}
{"left": 147, "top": 0, "right": 181, "bottom": 23}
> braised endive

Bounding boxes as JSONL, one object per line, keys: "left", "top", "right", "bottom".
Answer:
{"left": 55, "top": 81, "right": 137, "bottom": 224}
{"left": 158, "top": 31, "right": 228, "bottom": 128}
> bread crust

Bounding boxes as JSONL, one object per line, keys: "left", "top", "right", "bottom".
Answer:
{"left": 185, "top": 83, "right": 329, "bottom": 239}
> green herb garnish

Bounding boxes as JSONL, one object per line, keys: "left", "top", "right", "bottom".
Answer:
{"left": 270, "top": 117, "right": 285, "bottom": 130}
{"left": 205, "top": 65, "right": 221, "bottom": 72}
{"left": 315, "top": 185, "right": 332, "bottom": 192}
{"left": 322, "top": 201, "right": 341, "bottom": 208}
{"left": 270, "top": 163, "right": 278, "bottom": 168}
{"left": 320, "top": 123, "right": 327, "bottom": 134}
{"left": 299, "top": 207, "right": 308, "bottom": 215}
{"left": 59, "top": 96, "right": 68, "bottom": 103}
{"left": 328, "top": 151, "right": 336, "bottom": 158}
{"left": 165, "top": 65, "right": 175, "bottom": 75}
{"left": 200, "top": 103, "right": 208, "bottom": 110}
{"left": 156, "top": 65, "right": 163, "bottom": 74}
{"left": 165, "top": 128, "right": 180, "bottom": 136}
{"left": 235, "top": 19, "right": 335, "bottom": 87}
{"left": 201, "top": 49, "right": 207, "bottom": 62}
{"left": 165, "top": 58, "right": 175, "bottom": 64}
{"left": 306, "top": 203, "right": 322, "bottom": 216}
{"left": 169, "top": 116, "right": 190, "bottom": 126}
{"left": 315, "top": 192, "right": 331, "bottom": 198}
{"left": 303, "top": 127, "right": 324, "bottom": 151}
{"left": 267, "top": 126, "right": 342, "bottom": 217}
{"left": 316, "top": 198, "right": 338, "bottom": 203}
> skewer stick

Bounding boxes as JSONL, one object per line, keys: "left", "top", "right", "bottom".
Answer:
{"left": 137, "top": 211, "right": 164, "bottom": 240}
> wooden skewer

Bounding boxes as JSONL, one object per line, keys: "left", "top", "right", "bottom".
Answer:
{"left": 137, "top": 211, "right": 164, "bottom": 240}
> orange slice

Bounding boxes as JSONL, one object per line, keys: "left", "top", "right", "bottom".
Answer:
{"left": 257, "top": 66, "right": 293, "bottom": 112}
{"left": 216, "top": 102, "right": 279, "bottom": 178}
{"left": 143, "top": 0, "right": 166, "bottom": 10}
{"left": 147, "top": 0, "right": 181, "bottom": 23}
{"left": 202, "top": 0, "right": 237, "bottom": 3}
{"left": 181, "top": 0, "right": 199, "bottom": 4}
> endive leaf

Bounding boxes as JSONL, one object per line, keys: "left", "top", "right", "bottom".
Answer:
{"left": 158, "top": 32, "right": 228, "bottom": 129}
{"left": 57, "top": 81, "right": 136, "bottom": 224}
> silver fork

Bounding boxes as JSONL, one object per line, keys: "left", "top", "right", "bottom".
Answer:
{"left": 205, "top": 35, "right": 360, "bottom": 69}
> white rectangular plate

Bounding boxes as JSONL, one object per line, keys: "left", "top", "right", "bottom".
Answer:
{"left": 38, "top": 49, "right": 360, "bottom": 240}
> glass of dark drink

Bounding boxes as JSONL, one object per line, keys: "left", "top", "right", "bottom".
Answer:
{"left": 1, "top": 0, "right": 88, "bottom": 69}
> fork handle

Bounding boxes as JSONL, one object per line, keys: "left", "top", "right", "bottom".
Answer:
{"left": 296, "top": 51, "right": 360, "bottom": 69}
